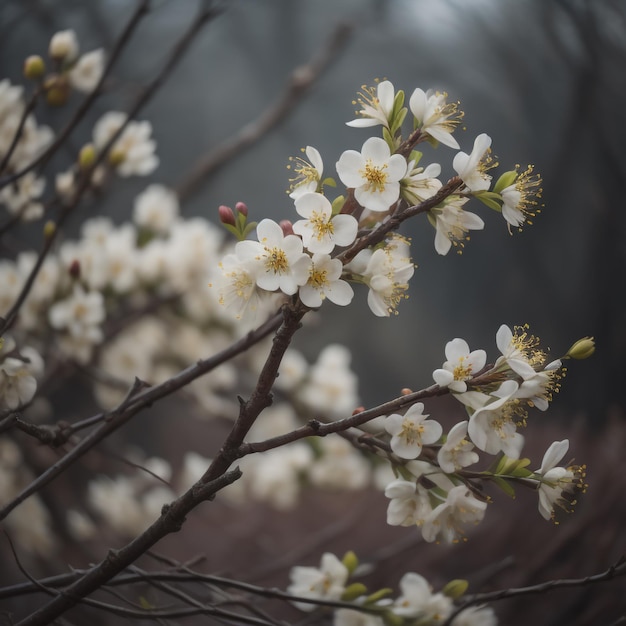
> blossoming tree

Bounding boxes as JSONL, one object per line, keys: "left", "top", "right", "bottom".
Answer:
{"left": 0, "top": 5, "right": 623, "bottom": 626}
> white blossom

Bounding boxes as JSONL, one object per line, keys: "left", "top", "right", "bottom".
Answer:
{"left": 49, "top": 29, "right": 79, "bottom": 62}
{"left": 433, "top": 337, "right": 486, "bottom": 392}
{"left": 467, "top": 380, "right": 525, "bottom": 458}
{"left": 452, "top": 133, "right": 493, "bottom": 192}
{"left": 385, "top": 402, "right": 442, "bottom": 459}
{"left": 69, "top": 49, "right": 105, "bottom": 92}
{"left": 431, "top": 196, "right": 484, "bottom": 255}
{"left": 384, "top": 478, "right": 432, "bottom": 527}
{"left": 422, "top": 485, "right": 488, "bottom": 544}
{"left": 133, "top": 184, "right": 179, "bottom": 234}
{"left": 409, "top": 88, "right": 463, "bottom": 149}
{"left": 437, "top": 421, "right": 479, "bottom": 473}
{"left": 392, "top": 572, "right": 453, "bottom": 623}
{"left": 93, "top": 111, "right": 158, "bottom": 176}
{"left": 288, "top": 146, "right": 324, "bottom": 199}
{"left": 348, "top": 235, "right": 414, "bottom": 317}
{"left": 401, "top": 161, "right": 442, "bottom": 205}
{"left": 48, "top": 284, "right": 105, "bottom": 344}
{"left": 288, "top": 552, "right": 349, "bottom": 610}
{"left": 299, "top": 253, "right": 354, "bottom": 308}
{"left": 235, "top": 218, "right": 310, "bottom": 295}
{"left": 346, "top": 80, "right": 396, "bottom": 129}
{"left": 292, "top": 192, "right": 357, "bottom": 254}
{"left": 535, "top": 439, "right": 585, "bottom": 522}
{"left": 336, "top": 137, "right": 407, "bottom": 212}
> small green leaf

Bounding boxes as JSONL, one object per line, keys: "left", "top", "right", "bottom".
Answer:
{"left": 474, "top": 191, "right": 502, "bottom": 212}
{"left": 321, "top": 176, "right": 337, "bottom": 189}
{"left": 341, "top": 582, "right": 368, "bottom": 601}
{"left": 493, "top": 170, "right": 518, "bottom": 194}
{"left": 442, "top": 579, "right": 469, "bottom": 599}
{"left": 382, "top": 127, "right": 395, "bottom": 152}
{"left": 331, "top": 195, "right": 346, "bottom": 215}
{"left": 364, "top": 588, "right": 393, "bottom": 604}
{"left": 490, "top": 475, "right": 516, "bottom": 498}
{"left": 409, "top": 150, "right": 423, "bottom": 166}
{"left": 241, "top": 221, "right": 258, "bottom": 239}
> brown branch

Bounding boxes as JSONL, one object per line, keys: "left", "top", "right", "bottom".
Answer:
{"left": 15, "top": 468, "right": 243, "bottom": 626}
{"left": 338, "top": 176, "right": 463, "bottom": 264}
{"left": 174, "top": 21, "right": 353, "bottom": 203}
{"left": 0, "top": 310, "right": 282, "bottom": 522}
{"left": 443, "top": 557, "right": 626, "bottom": 625}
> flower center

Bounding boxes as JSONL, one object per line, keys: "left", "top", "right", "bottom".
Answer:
{"left": 399, "top": 421, "right": 425, "bottom": 446}
{"left": 453, "top": 356, "right": 472, "bottom": 381}
{"left": 310, "top": 211, "right": 334, "bottom": 241}
{"left": 264, "top": 247, "right": 289, "bottom": 274}
{"left": 362, "top": 160, "right": 388, "bottom": 192}
{"left": 308, "top": 267, "right": 328, "bottom": 289}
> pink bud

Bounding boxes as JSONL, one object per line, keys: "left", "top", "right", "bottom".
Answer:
{"left": 68, "top": 259, "right": 81, "bottom": 280}
{"left": 235, "top": 201, "right": 248, "bottom": 217}
{"left": 279, "top": 220, "right": 294, "bottom": 236}
{"left": 218, "top": 205, "right": 236, "bottom": 226}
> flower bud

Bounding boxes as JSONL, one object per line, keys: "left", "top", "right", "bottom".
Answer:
{"left": 218, "top": 205, "right": 236, "bottom": 226}
{"left": 108, "top": 148, "right": 126, "bottom": 167}
{"left": 341, "top": 550, "right": 359, "bottom": 575}
{"left": 23, "top": 55, "right": 46, "bottom": 80}
{"left": 78, "top": 144, "right": 96, "bottom": 170}
{"left": 279, "top": 220, "right": 294, "bottom": 236}
{"left": 49, "top": 29, "right": 79, "bottom": 63}
{"left": 43, "top": 220, "right": 56, "bottom": 240}
{"left": 44, "top": 75, "right": 70, "bottom": 106}
{"left": 442, "top": 579, "right": 469, "bottom": 599}
{"left": 235, "top": 201, "right": 248, "bottom": 216}
{"left": 565, "top": 337, "right": 595, "bottom": 360}
{"left": 68, "top": 259, "right": 81, "bottom": 280}
{"left": 341, "top": 583, "right": 368, "bottom": 602}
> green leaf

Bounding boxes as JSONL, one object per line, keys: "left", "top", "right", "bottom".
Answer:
{"left": 321, "top": 176, "right": 337, "bottom": 189}
{"left": 221, "top": 223, "right": 241, "bottom": 239}
{"left": 490, "top": 475, "right": 516, "bottom": 498}
{"left": 493, "top": 170, "right": 518, "bottom": 194}
{"left": 364, "top": 588, "right": 394, "bottom": 604}
{"left": 382, "top": 127, "right": 396, "bottom": 152}
{"left": 341, "top": 582, "right": 368, "bottom": 601}
{"left": 331, "top": 195, "right": 346, "bottom": 215}
{"left": 474, "top": 191, "right": 502, "bottom": 212}
{"left": 409, "top": 150, "right": 423, "bottom": 166}
{"left": 390, "top": 107, "right": 408, "bottom": 136}
{"left": 241, "top": 221, "right": 258, "bottom": 239}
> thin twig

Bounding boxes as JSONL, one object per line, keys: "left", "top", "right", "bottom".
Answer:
{"left": 175, "top": 21, "right": 353, "bottom": 202}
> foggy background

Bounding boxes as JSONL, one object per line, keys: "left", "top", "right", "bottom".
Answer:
{"left": 1, "top": 0, "right": 625, "bottom": 417}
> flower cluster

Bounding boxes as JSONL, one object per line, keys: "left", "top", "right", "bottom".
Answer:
{"left": 214, "top": 80, "right": 544, "bottom": 324}
{"left": 287, "top": 551, "right": 497, "bottom": 625}
{"left": 0, "top": 336, "right": 42, "bottom": 410}
{"left": 0, "top": 80, "right": 53, "bottom": 220}
{"left": 379, "top": 324, "right": 588, "bottom": 543}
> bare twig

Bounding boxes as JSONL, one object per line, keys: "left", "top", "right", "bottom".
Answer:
{"left": 443, "top": 557, "right": 626, "bottom": 625}
{"left": 175, "top": 21, "right": 353, "bottom": 202}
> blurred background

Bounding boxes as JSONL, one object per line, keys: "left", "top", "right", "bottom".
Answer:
{"left": 2, "top": 0, "right": 625, "bottom": 419}
{"left": 1, "top": 1, "right": 626, "bottom": 624}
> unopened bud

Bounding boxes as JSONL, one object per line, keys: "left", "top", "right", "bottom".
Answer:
{"left": 49, "top": 29, "right": 79, "bottom": 63}
{"left": 108, "top": 148, "right": 126, "bottom": 167}
{"left": 401, "top": 387, "right": 412, "bottom": 395}
{"left": 235, "top": 201, "right": 248, "bottom": 217}
{"left": 565, "top": 337, "right": 595, "bottom": 360}
{"left": 279, "top": 220, "right": 294, "bottom": 236}
{"left": 352, "top": 406, "right": 365, "bottom": 415}
{"left": 341, "top": 550, "right": 359, "bottom": 575}
{"left": 43, "top": 220, "right": 56, "bottom": 239}
{"left": 78, "top": 143, "right": 96, "bottom": 170}
{"left": 218, "top": 205, "right": 236, "bottom": 226}
{"left": 68, "top": 259, "right": 81, "bottom": 280}
{"left": 442, "top": 579, "right": 469, "bottom": 599}
{"left": 23, "top": 55, "right": 46, "bottom": 80}
{"left": 44, "top": 75, "right": 70, "bottom": 106}
{"left": 341, "top": 582, "right": 367, "bottom": 602}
